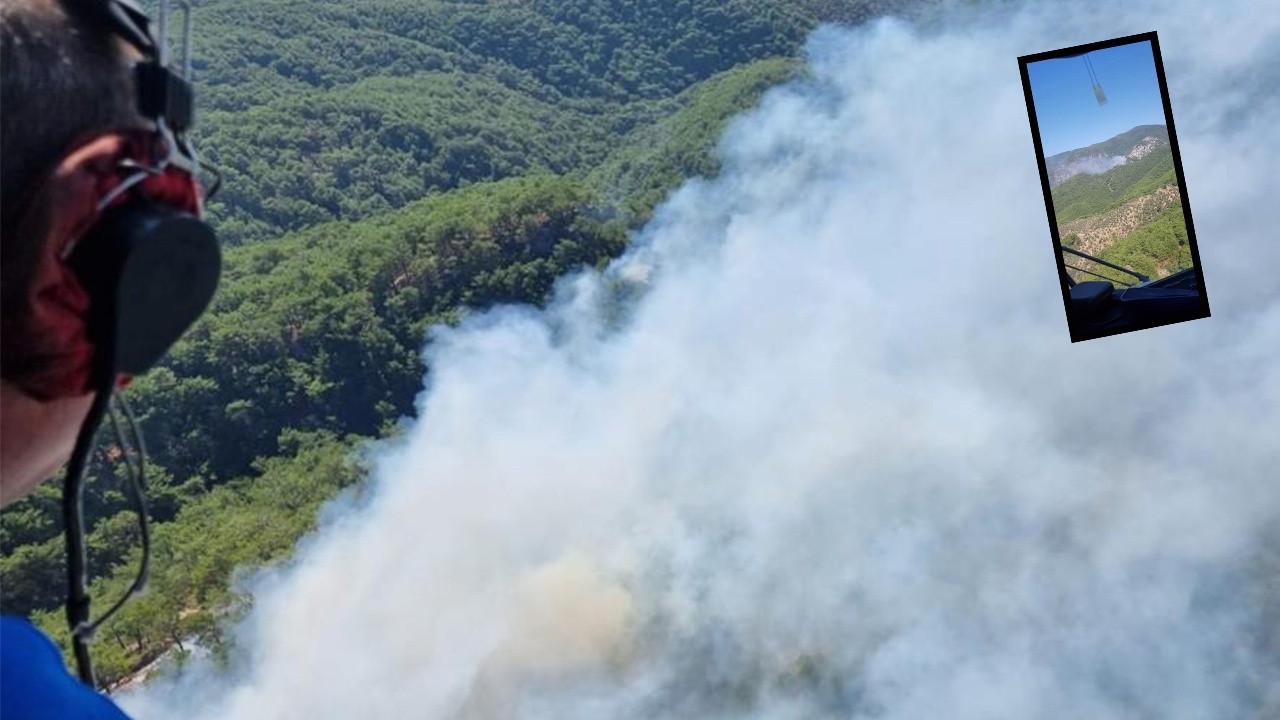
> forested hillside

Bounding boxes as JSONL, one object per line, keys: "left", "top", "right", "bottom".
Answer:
{"left": 1051, "top": 126, "right": 1190, "bottom": 287}
{"left": 193, "top": 0, "right": 861, "bottom": 244}
{"left": 1051, "top": 142, "right": 1176, "bottom": 225}
{"left": 1063, "top": 203, "right": 1192, "bottom": 286}
{"left": 1044, "top": 123, "right": 1169, "bottom": 188}
{"left": 589, "top": 57, "right": 799, "bottom": 219}
{"left": 1, "top": 0, "right": 921, "bottom": 687}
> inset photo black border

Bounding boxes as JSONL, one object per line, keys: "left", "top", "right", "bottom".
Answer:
{"left": 1018, "top": 31, "right": 1211, "bottom": 343}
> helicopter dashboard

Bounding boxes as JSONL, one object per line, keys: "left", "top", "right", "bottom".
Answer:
{"left": 1070, "top": 267, "right": 1205, "bottom": 340}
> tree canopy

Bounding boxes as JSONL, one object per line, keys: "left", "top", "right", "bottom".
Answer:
{"left": 2, "top": 0, "right": 923, "bottom": 686}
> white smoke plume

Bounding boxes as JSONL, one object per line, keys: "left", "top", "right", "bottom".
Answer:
{"left": 123, "top": 0, "right": 1280, "bottom": 717}
{"left": 1071, "top": 153, "right": 1128, "bottom": 176}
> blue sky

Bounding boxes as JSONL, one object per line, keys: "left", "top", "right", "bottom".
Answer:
{"left": 1027, "top": 40, "right": 1167, "bottom": 157}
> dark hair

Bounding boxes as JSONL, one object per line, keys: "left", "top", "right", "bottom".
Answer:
{"left": 1, "top": 0, "right": 140, "bottom": 303}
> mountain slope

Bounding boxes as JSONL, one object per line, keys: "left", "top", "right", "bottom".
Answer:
{"left": 1050, "top": 127, "right": 1190, "bottom": 286}
{"left": 1097, "top": 203, "right": 1192, "bottom": 282}
{"left": 589, "top": 57, "right": 800, "bottom": 221}
{"left": 3, "top": 0, "right": 934, "bottom": 686}
{"left": 0, "top": 29, "right": 818, "bottom": 689}
{"left": 193, "top": 0, "right": 818, "bottom": 243}
{"left": 1044, "top": 124, "right": 1169, "bottom": 188}
{"left": 1051, "top": 138, "right": 1176, "bottom": 225}
{"left": 1060, "top": 184, "right": 1181, "bottom": 257}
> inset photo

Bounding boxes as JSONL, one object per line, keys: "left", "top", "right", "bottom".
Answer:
{"left": 1019, "top": 32, "right": 1210, "bottom": 342}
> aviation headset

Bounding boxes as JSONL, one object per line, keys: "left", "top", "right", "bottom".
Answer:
{"left": 53, "top": 0, "right": 221, "bottom": 688}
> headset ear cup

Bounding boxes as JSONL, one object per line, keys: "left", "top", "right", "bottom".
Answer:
{"left": 69, "top": 200, "right": 221, "bottom": 376}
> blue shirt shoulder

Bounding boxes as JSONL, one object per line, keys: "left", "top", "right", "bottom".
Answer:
{"left": 1, "top": 615, "right": 131, "bottom": 719}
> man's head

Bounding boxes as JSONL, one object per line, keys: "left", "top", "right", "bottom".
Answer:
{"left": 1, "top": 0, "right": 143, "bottom": 243}
{"left": 1, "top": 0, "right": 145, "bottom": 505}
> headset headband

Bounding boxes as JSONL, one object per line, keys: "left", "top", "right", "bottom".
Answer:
{"left": 74, "top": 0, "right": 197, "bottom": 151}
{"left": 99, "top": 0, "right": 154, "bottom": 55}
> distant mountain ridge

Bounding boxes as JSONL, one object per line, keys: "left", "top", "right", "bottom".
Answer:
{"left": 1045, "top": 124, "right": 1169, "bottom": 188}
{"left": 1050, "top": 141, "right": 1176, "bottom": 225}
{"left": 1049, "top": 124, "right": 1188, "bottom": 287}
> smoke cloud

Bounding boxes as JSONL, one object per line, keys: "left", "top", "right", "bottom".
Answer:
{"left": 1072, "top": 153, "right": 1128, "bottom": 176}
{"left": 123, "top": 0, "right": 1280, "bottom": 717}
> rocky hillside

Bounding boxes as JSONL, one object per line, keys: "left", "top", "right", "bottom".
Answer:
{"left": 1124, "top": 134, "right": 1162, "bottom": 162}
{"left": 1050, "top": 140, "right": 1177, "bottom": 225}
{"left": 1051, "top": 125, "right": 1191, "bottom": 286}
{"left": 1045, "top": 124, "right": 1169, "bottom": 188}
{"left": 1060, "top": 183, "right": 1181, "bottom": 258}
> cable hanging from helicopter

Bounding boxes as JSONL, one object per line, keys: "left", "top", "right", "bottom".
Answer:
{"left": 1083, "top": 52, "right": 1107, "bottom": 106}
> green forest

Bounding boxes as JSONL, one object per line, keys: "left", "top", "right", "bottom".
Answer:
{"left": 1062, "top": 204, "right": 1191, "bottom": 287}
{"left": 1043, "top": 123, "right": 1168, "bottom": 187}
{"left": 191, "top": 0, "right": 896, "bottom": 244}
{"left": 1, "top": 0, "right": 915, "bottom": 688}
{"left": 1050, "top": 143, "right": 1177, "bottom": 225}
{"left": 1049, "top": 124, "right": 1189, "bottom": 287}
